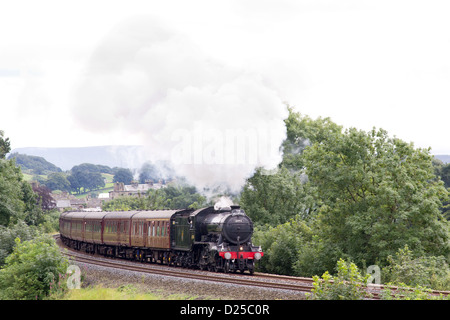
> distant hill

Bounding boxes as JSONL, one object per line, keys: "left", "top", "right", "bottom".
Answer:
{"left": 7, "top": 153, "right": 62, "bottom": 175}
{"left": 434, "top": 155, "right": 450, "bottom": 164}
{"left": 9, "top": 145, "right": 146, "bottom": 171}
{"left": 8, "top": 146, "right": 449, "bottom": 170}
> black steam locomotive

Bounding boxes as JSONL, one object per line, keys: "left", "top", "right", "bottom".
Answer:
{"left": 59, "top": 205, "right": 263, "bottom": 274}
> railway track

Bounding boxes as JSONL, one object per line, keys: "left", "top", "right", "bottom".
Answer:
{"left": 55, "top": 234, "right": 313, "bottom": 296}
{"left": 54, "top": 234, "right": 450, "bottom": 300}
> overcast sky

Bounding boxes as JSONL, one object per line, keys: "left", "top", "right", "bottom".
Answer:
{"left": 1, "top": 0, "right": 449, "bottom": 155}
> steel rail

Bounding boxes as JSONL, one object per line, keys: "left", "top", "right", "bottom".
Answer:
{"left": 56, "top": 235, "right": 313, "bottom": 295}
{"left": 55, "top": 234, "right": 450, "bottom": 299}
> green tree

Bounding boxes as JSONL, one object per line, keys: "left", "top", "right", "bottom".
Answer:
{"left": 0, "top": 130, "right": 11, "bottom": 159}
{"left": 240, "top": 107, "right": 341, "bottom": 227}
{"left": 281, "top": 106, "right": 342, "bottom": 170}
{"left": 67, "top": 172, "right": 82, "bottom": 194}
{"left": 441, "top": 163, "right": 450, "bottom": 189}
{"left": 103, "top": 184, "right": 207, "bottom": 211}
{"left": 0, "top": 159, "right": 26, "bottom": 226}
{"left": 240, "top": 167, "right": 316, "bottom": 226}
{"left": 84, "top": 172, "right": 105, "bottom": 191}
{"left": 45, "top": 172, "right": 71, "bottom": 192}
{"left": 252, "top": 217, "right": 312, "bottom": 275}
{"left": 154, "top": 185, "right": 206, "bottom": 209}
{"left": 303, "top": 127, "right": 450, "bottom": 266}
{"left": 68, "top": 166, "right": 105, "bottom": 194}
{"left": 113, "top": 168, "right": 134, "bottom": 185}
{"left": 0, "top": 132, "right": 45, "bottom": 227}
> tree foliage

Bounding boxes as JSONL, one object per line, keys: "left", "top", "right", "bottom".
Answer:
{"left": 240, "top": 167, "right": 315, "bottom": 226}
{"left": 382, "top": 245, "right": 450, "bottom": 290}
{"left": 113, "top": 168, "right": 134, "bottom": 185}
{"left": 68, "top": 164, "right": 106, "bottom": 194}
{"left": 252, "top": 217, "right": 312, "bottom": 275}
{"left": 32, "top": 183, "right": 56, "bottom": 212}
{"left": 241, "top": 107, "right": 450, "bottom": 288}
{"left": 103, "top": 184, "right": 207, "bottom": 211}
{"left": 281, "top": 106, "right": 342, "bottom": 170}
{"left": 307, "top": 259, "right": 371, "bottom": 300}
{"left": 303, "top": 127, "right": 449, "bottom": 265}
{"left": 0, "top": 220, "right": 38, "bottom": 266}
{"left": 0, "top": 235, "right": 68, "bottom": 300}
{"left": 433, "top": 159, "right": 450, "bottom": 189}
{"left": 0, "top": 159, "right": 26, "bottom": 226}
{"left": 0, "top": 130, "right": 10, "bottom": 159}
{"left": 45, "top": 172, "right": 71, "bottom": 192}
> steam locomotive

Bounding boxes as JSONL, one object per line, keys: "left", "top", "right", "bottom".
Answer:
{"left": 59, "top": 206, "right": 263, "bottom": 274}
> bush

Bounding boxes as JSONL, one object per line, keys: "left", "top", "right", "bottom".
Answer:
{"left": 307, "top": 259, "right": 371, "bottom": 300}
{"left": 39, "top": 210, "right": 61, "bottom": 234}
{"left": 382, "top": 245, "right": 450, "bottom": 291}
{"left": 252, "top": 217, "right": 311, "bottom": 275}
{"left": 381, "top": 283, "right": 450, "bottom": 300}
{"left": 0, "top": 235, "right": 69, "bottom": 300}
{"left": 0, "top": 221, "right": 38, "bottom": 266}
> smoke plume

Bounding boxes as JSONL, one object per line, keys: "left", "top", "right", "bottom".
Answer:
{"left": 72, "top": 16, "right": 288, "bottom": 194}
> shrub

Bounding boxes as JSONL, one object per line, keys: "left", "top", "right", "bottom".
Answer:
{"left": 382, "top": 245, "right": 450, "bottom": 291}
{"left": 252, "top": 217, "right": 311, "bottom": 275}
{"left": 307, "top": 259, "right": 371, "bottom": 300}
{"left": 0, "top": 235, "right": 69, "bottom": 300}
{"left": 0, "top": 221, "right": 38, "bottom": 266}
{"left": 39, "top": 210, "right": 61, "bottom": 233}
{"left": 381, "top": 283, "right": 450, "bottom": 300}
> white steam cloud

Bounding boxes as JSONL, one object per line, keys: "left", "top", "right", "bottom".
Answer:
{"left": 72, "top": 16, "right": 287, "bottom": 193}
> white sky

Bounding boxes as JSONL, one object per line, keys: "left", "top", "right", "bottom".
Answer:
{"left": 1, "top": 0, "right": 449, "bottom": 154}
